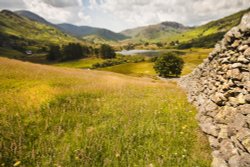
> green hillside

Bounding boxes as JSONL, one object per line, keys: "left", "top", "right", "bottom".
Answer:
{"left": 121, "top": 21, "right": 189, "bottom": 41}
{"left": 0, "top": 10, "right": 80, "bottom": 54}
{"left": 168, "top": 8, "right": 250, "bottom": 48}
{"left": 119, "top": 8, "right": 250, "bottom": 48}
{"left": 0, "top": 57, "right": 211, "bottom": 166}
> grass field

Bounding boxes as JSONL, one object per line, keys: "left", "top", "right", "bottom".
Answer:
{"left": 181, "top": 48, "right": 213, "bottom": 76}
{"left": 54, "top": 58, "right": 104, "bottom": 69}
{"left": 53, "top": 48, "right": 212, "bottom": 77}
{"left": 100, "top": 62, "right": 156, "bottom": 77}
{"left": 0, "top": 57, "right": 211, "bottom": 166}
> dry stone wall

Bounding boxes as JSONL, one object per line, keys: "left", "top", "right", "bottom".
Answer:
{"left": 179, "top": 12, "right": 250, "bottom": 167}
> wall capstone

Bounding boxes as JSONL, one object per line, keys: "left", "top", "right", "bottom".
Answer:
{"left": 179, "top": 12, "right": 250, "bottom": 167}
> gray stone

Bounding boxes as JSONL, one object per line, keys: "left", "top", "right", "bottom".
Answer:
{"left": 212, "top": 157, "right": 229, "bottom": 167}
{"left": 214, "top": 107, "right": 236, "bottom": 124}
{"left": 230, "top": 27, "right": 242, "bottom": 38}
{"left": 231, "top": 136, "right": 247, "bottom": 152}
{"left": 236, "top": 128, "right": 250, "bottom": 141}
{"left": 238, "top": 55, "right": 249, "bottom": 64}
{"left": 231, "top": 63, "right": 243, "bottom": 69}
{"left": 211, "top": 93, "right": 226, "bottom": 105}
{"left": 209, "top": 136, "right": 220, "bottom": 149}
{"left": 200, "top": 122, "right": 219, "bottom": 137}
{"left": 240, "top": 153, "right": 250, "bottom": 167}
{"left": 240, "top": 12, "right": 250, "bottom": 31}
{"left": 218, "top": 125, "right": 229, "bottom": 139}
{"left": 238, "top": 104, "right": 250, "bottom": 114}
{"left": 229, "top": 155, "right": 241, "bottom": 167}
{"left": 238, "top": 45, "right": 249, "bottom": 51}
{"left": 230, "top": 113, "right": 247, "bottom": 131}
{"left": 227, "top": 69, "right": 242, "bottom": 80}
{"left": 204, "top": 100, "right": 218, "bottom": 112}
{"left": 244, "top": 48, "right": 250, "bottom": 57}
{"left": 220, "top": 139, "right": 238, "bottom": 160}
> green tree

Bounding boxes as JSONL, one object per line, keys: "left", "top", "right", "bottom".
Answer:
{"left": 99, "top": 44, "right": 116, "bottom": 59}
{"left": 154, "top": 53, "right": 184, "bottom": 77}
{"left": 62, "top": 43, "right": 89, "bottom": 60}
{"left": 47, "top": 45, "right": 61, "bottom": 61}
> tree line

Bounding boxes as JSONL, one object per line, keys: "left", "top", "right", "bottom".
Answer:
{"left": 47, "top": 43, "right": 116, "bottom": 61}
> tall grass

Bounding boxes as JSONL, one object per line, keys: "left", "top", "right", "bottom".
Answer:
{"left": 0, "top": 57, "right": 211, "bottom": 166}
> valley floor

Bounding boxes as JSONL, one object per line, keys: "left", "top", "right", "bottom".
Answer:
{"left": 0, "top": 57, "right": 211, "bottom": 166}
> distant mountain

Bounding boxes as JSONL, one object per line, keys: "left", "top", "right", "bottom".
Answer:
{"left": 15, "top": 10, "right": 54, "bottom": 27}
{"left": 121, "top": 21, "right": 189, "bottom": 40}
{"left": 0, "top": 10, "right": 79, "bottom": 53}
{"left": 82, "top": 35, "right": 113, "bottom": 44}
{"left": 57, "top": 23, "right": 128, "bottom": 41}
{"left": 15, "top": 10, "right": 128, "bottom": 41}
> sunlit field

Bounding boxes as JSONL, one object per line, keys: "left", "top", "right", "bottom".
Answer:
{"left": 181, "top": 48, "right": 213, "bottom": 76}
{"left": 0, "top": 57, "right": 211, "bottom": 167}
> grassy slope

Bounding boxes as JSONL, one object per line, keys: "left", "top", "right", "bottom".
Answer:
{"left": 166, "top": 8, "right": 250, "bottom": 46}
{"left": 100, "top": 62, "right": 156, "bottom": 77}
{"left": 181, "top": 48, "right": 213, "bottom": 75}
{"left": 0, "top": 57, "right": 211, "bottom": 166}
{"left": 0, "top": 10, "right": 79, "bottom": 51}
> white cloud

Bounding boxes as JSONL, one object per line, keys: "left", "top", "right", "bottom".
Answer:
{"left": 0, "top": 0, "right": 249, "bottom": 31}
{"left": 21, "top": 0, "right": 91, "bottom": 25}
{"left": 99, "top": 0, "right": 250, "bottom": 29}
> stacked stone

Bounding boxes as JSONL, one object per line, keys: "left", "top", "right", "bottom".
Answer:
{"left": 179, "top": 12, "right": 250, "bottom": 167}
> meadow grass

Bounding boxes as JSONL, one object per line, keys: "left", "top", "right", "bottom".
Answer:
{"left": 181, "top": 48, "right": 213, "bottom": 76}
{"left": 100, "top": 62, "right": 156, "bottom": 77}
{"left": 54, "top": 58, "right": 104, "bottom": 69}
{"left": 0, "top": 57, "right": 211, "bottom": 166}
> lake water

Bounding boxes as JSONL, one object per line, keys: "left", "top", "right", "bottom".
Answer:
{"left": 116, "top": 50, "right": 159, "bottom": 56}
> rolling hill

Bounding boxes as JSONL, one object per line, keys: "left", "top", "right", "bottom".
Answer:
{"left": 15, "top": 10, "right": 54, "bottom": 27}
{"left": 57, "top": 23, "right": 128, "bottom": 41}
{"left": 0, "top": 10, "right": 79, "bottom": 54}
{"left": 165, "top": 7, "right": 250, "bottom": 48}
{"left": 121, "top": 21, "right": 189, "bottom": 41}
{"left": 15, "top": 10, "right": 128, "bottom": 41}
{"left": 120, "top": 8, "right": 250, "bottom": 48}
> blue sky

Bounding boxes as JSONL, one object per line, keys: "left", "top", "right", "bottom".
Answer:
{"left": 0, "top": 0, "right": 249, "bottom": 32}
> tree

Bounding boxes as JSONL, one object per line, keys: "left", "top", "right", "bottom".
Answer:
{"left": 154, "top": 53, "right": 184, "bottom": 77}
{"left": 99, "top": 44, "right": 116, "bottom": 59}
{"left": 47, "top": 45, "right": 61, "bottom": 61}
{"left": 62, "top": 43, "right": 83, "bottom": 60}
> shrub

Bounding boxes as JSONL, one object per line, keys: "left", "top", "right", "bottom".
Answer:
{"left": 154, "top": 53, "right": 184, "bottom": 77}
{"left": 92, "top": 55, "right": 145, "bottom": 69}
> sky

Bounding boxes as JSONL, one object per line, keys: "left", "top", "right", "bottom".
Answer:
{"left": 0, "top": 0, "right": 249, "bottom": 32}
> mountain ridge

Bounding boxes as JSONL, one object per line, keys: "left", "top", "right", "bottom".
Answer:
{"left": 15, "top": 10, "right": 128, "bottom": 41}
{"left": 120, "top": 21, "right": 190, "bottom": 40}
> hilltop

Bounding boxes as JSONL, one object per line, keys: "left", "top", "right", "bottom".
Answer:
{"left": 0, "top": 10, "right": 80, "bottom": 54}
{"left": 15, "top": 10, "right": 128, "bottom": 41}
{"left": 120, "top": 8, "right": 250, "bottom": 49}
{"left": 121, "top": 21, "right": 189, "bottom": 41}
